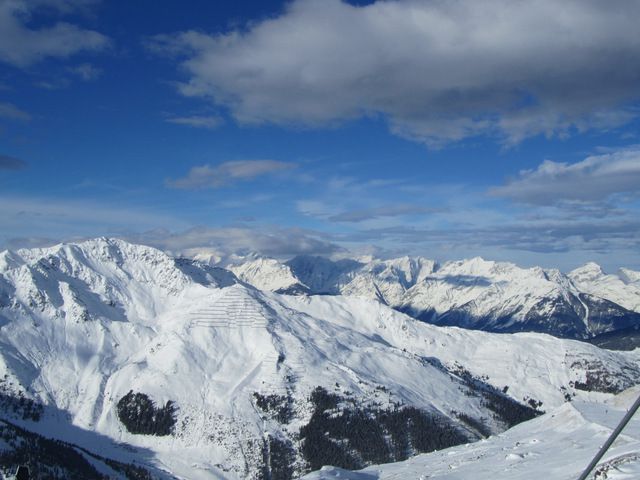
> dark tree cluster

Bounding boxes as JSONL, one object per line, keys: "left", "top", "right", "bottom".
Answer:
{"left": 378, "top": 407, "right": 467, "bottom": 457}
{"left": 117, "top": 391, "right": 177, "bottom": 436}
{"left": 452, "top": 411, "right": 492, "bottom": 438}
{"left": 450, "top": 363, "right": 542, "bottom": 428}
{"left": 309, "top": 386, "right": 340, "bottom": 411}
{"left": 571, "top": 375, "right": 620, "bottom": 394}
{"left": 570, "top": 362, "right": 630, "bottom": 394}
{"left": 253, "top": 393, "right": 294, "bottom": 424}
{"left": 480, "top": 389, "right": 541, "bottom": 428}
{"left": 560, "top": 385, "right": 575, "bottom": 402}
{"left": 570, "top": 359, "right": 640, "bottom": 394}
{"left": 0, "top": 418, "right": 156, "bottom": 480}
{"left": 299, "top": 387, "right": 468, "bottom": 473}
{"left": 524, "top": 396, "right": 544, "bottom": 410}
{"left": 0, "top": 420, "right": 106, "bottom": 479}
{"left": 260, "top": 436, "right": 297, "bottom": 480}
{"left": 104, "top": 459, "right": 155, "bottom": 480}
{"left": 0, "top": 391, "right": 43, "bottom": 422}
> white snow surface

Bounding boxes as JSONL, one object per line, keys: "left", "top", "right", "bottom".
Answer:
{"left": 304, "top": 386, "right": 640, "bottom": 480}
{"left": 570, "top": 263, "right": 640, "bottom": 313}
{"left": 0, "top": 238, "right": 638, "bottom": 479}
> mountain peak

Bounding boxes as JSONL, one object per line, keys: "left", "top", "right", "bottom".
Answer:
{"left": 619, "top": 267, "right": 640, "bottom": 284}
{"left": 0, "top": 249, "right": 25, "bottom": 272}
{"left": 228, "top": 256, "right": 306, "bottom": 293}
{"left": 570, "top": 262, "right": 605, "bottom": 279}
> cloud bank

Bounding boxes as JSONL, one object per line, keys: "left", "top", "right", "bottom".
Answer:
{"left": 151, "top": 0, "right": 640, "bottom": 145}
{"left": 167, "top": 160, "right": 296, "bottom": 189}
{"left": 165, "top": 115, "right": 223, "bottom": 130}
{"left": 0, "top": 154, "right": 27, "bottom": 170}
{"left": 328, "top": 204, "right": 440, "bottom": 222}
{"left": 127, "top": 226, "right": 342, "bottom": 260}
{"left": 0, "top": 102, "right": 31, "bottom": 121}
{"left": 0, "top": 0, "right": 109, "bottom": 67}
{"left": 491, "top": 148, "right": 640, "bottom": 205}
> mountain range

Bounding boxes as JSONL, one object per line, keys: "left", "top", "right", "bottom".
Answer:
{"left": 223, "top": 253, "right": 640, "bottom": 340}
{"left": 0, "top": 238, "right": 638, "bottom": 479}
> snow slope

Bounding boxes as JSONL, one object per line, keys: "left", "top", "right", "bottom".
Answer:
{"left": 304, "top": 386, "right": 640, "bottom": 480}
{"left": 0, "top": 238, "right": 639, "bottom": 479}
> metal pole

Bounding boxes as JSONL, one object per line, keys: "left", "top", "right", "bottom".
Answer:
{"left": 577, "top": 391, "right": 640, "bottom": 480}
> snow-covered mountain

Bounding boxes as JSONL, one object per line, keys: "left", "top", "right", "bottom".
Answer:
{"left": 304, "top": 386, "right": 640, "bottom": 480}
{"left": 0, "top": 238, "right": 639, "bottom": 479}
{"left": 397, "top": 257, "right": 640, "bottom": 339}
{"left": 229, "top": 254, "right": 640, "bottom": 340}
{"left": 286, "top": 255, "right": 436, "bottom": 306}
{"left": 569, "top": 262, "right": 640, "bottom": 313}
{"left": 227, "top": 257, "right": 310, "bottom": 294}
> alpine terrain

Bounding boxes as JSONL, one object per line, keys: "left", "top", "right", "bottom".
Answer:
{"left": 0, "top": 238, "right": 638, "bottom": 479}
{"left": 217, "top": 254, "right": 640, "bottom": 340}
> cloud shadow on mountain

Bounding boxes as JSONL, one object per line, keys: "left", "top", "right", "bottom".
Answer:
{"left": 427, "top": 275, "right": 493, "bottom": 287}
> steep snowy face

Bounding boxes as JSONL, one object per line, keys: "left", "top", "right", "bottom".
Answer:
{"left": 339, "top": 256, "right": 437, "bottom": 305}
{"left": 0, "top": 237, "right": 236, "bottom": 325}
{"left": 285, "top": 255, "right": 437, "bottom": 304}
{"left": 620, "top": 267, "right": 640, "bottom": 284}
{"left": 570, "top": 263, "right": 640, "bottom": 313}
{"left": 286, "top": 255, "right": 364, "bottom": 293}
{"left": 304, "top": 386, "right": 640, "bottom": 480}
{"left": 398, "top": 257, "right": 640, "bottom": 338}
{"left": 1, "top": 239, "right": 638, "bottom": 479}
{"left": 228, "top": 257, "right": 310, "bottom": 294}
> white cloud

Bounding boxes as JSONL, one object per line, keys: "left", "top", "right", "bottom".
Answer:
{"left": 151, "top": 0, "right": 640, "bottom": 145}
{"left": 329, "top": 204, "right": 441, "bottom": 223}
{"left": 0, "top": 154, "right": 27, "bottom": 170}
{"left": 68, "top": 63, "right": 102, "bottom": 80}
{"left": 0, "top": 195, "right": 187, "bottom": 243}
{"left": 0, "top": 0, "right": 109, "bottom": 67}
{"left": 296, "top": 199, "right": 332, "bottom": 218}
{"left": 0, "top": 102, "right": 30, "bottom": 121}
{"left": 490, "top": 148, "right": 640, "bottom": 205}
{"left": 131, "top": 226, "right": 342, "bottom": 259}
{"left": 342, "top": 218, "right": 640, "bottom": 262}
{"left": 165, "top": 115, "right": 223, "bottom": 130}
{"left": 30, "top": 0, "right": 100, "bottom": 14}
{"left": 167, "top": 160, "right": 296, "bottom": 189}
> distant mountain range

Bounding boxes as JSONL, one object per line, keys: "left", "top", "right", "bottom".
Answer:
{"left": 0, "top": 238, "right": 638, "bottom": 478}
{"left": 221, "top": 253, "right": 640, "bottom": 340}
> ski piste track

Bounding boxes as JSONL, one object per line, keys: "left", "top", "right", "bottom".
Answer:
{"left": 187, "top": 286, "right": 305, "bottom": 394}
{"left": 189, "top": 286, "right": 269, "bottom": 329}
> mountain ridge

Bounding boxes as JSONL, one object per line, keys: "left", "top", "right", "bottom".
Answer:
{"left": 203, "top": 251, "right": 640, "bottom": 340}
{"left": 1, "top": 238, "right": 639, "bottom": 478}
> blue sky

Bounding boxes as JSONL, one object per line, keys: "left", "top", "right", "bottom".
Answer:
{"left": 1, "top": 0, "right": 639, "bottom": 271}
